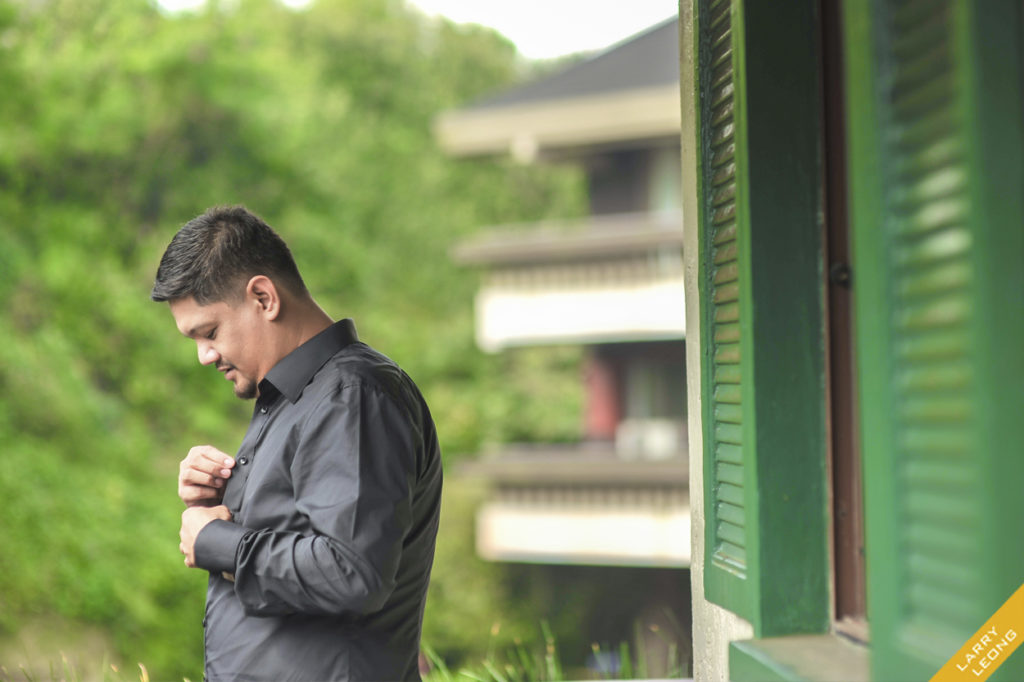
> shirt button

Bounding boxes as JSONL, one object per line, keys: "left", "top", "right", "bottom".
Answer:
{"left": 238, "top": 456, "right": 250, "bottom": 465}
{"left": 259, "top": 406, "right": 268, "bottom": 414}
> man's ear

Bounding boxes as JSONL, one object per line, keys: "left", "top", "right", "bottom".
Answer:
{"left": 246, "top": 275, "right": 281, "bottom": 321}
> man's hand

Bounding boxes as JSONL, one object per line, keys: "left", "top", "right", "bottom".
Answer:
{"left": 179, "top": 445, "right": 235, "bottom": 507}
{"left": 180, "top": 505, "right": 232, "bottom": 568}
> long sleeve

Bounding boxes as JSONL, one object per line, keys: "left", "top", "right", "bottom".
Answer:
{"left": 194, "top": 381, "right": 421, "bottom": 618}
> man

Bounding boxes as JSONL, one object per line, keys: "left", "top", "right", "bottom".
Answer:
{"left": 151, "top": 205, "right": 443, "bottom": 681}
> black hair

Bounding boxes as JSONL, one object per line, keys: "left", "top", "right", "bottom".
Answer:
{"left": 151, "top": 205, "right": 307, "bottom": 304}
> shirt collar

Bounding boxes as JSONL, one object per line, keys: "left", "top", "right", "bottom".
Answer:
{"left": 260, "top": 318, "right": 359, "bottom": 403}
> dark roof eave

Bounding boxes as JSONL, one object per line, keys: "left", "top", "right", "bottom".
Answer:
{"left": 459, "top": 451, "right": 689, "bottom": 487}
{"left": 468, "top": 17, "right": 680, "bottom": 112}
{"left": 452, "top": 211, "right": 684, "bottom": 266}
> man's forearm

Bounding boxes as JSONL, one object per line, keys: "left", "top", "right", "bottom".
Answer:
{"left": 195, "top": 523, "right": 397, "bottom": 618}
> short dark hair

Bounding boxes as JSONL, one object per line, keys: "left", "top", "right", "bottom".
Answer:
{"left": 151, "top": 206, "right": 307, "bottom": 304}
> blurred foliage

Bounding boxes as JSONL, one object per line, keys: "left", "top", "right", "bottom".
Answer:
{"left": 424, "top": 617, "right": 689, "bottom": 682}
{"left": 0, "top": 0, "right": 587, "bottom": 678}
{"left": 421, "top": 479, "right": 538, "bottom": 667}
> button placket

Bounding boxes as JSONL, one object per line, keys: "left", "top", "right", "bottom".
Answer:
{"left": 223, "top": 399, "right": 273, "bottom": 512}
{"left": 245, "top": 400, "right": 273, "bottom": 464}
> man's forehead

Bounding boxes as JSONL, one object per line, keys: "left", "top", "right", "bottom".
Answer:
{"left": 169, "top": 297, "right": 226, "bottom": 337}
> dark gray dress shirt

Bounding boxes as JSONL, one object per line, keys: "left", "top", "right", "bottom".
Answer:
{"left": 193, "top": 319, "right": 443, "bottom": 682}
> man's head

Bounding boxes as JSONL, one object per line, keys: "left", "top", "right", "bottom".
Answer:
{"left": 151, "top": 205, "right": 306, "bottom": 306}
{"left": 152, "top": 206, "right": 308, "bottom": 399}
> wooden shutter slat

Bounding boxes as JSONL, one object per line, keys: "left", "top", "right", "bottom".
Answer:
{"left": 712, "top": 263, "right": 737, "bottom": 284}
{"left": 899, "top": 395, "right": 970, "bottom": 421}
{"left": 717, "top": 542, "right": 746, "bottom": 569}
{"left": 710, "top": 142, "right": 735, "bottom": 168}
{"left": 897, "top": 260, "right": 970, "bottom": 296}
{"left": 714, "top": 442, "right": 742, "bottom": 464}
{"left": 715, "top": 423, "right": 742, "bottom": 445}
{"left": 716, "top": 501, "right": 745, "bottom": 526}
{"left": 717, "top": 482, "right": 744, "bottom": 507}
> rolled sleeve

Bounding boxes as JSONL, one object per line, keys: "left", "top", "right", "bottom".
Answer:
{"left": 194, "top": 519, "right": 251, "bottom": 574}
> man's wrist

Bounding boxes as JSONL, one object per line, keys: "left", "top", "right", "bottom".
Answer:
{"left": 193, "top": 519, "right": 249, "bottom": 574}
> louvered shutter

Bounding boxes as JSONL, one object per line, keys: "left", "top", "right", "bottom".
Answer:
{"left": 697, "top": 0, "right": 751, "bottom": 617}
{"left": 695, "top": 0, "right": 829, "bottom": 634}
{"left": 844, "top": 0, "right": 1024, "bottom": 678}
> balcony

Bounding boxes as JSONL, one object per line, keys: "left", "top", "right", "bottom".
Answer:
{"left": 462, "top": 440, "right": 689, "bottom": 567}
{"left": 453, "top": 211, "right": 685, "bottom": 351}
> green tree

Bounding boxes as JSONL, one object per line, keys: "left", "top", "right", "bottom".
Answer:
{"left": 0, "top": 0, "right": 586, "bottom": 677}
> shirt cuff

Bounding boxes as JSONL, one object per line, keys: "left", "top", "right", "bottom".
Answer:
{"left": 194, "top": 519, "right": 250, "bottom": 574}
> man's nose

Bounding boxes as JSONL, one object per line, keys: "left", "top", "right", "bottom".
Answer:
{"left": 197, "top": 342, "right": 220, "bottom": 366}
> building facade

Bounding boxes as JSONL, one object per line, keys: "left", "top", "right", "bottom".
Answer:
{"left": 438, "top": 18, "right": 692, "bottom": 674}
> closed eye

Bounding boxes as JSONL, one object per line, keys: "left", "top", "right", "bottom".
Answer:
{"left": 206, "top": 328, "right": 217, "bottom": 340}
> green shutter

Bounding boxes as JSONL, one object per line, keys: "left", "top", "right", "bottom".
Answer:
{"left": 845, "top": 0, "right": 1024, "bottom": 678}
{"left": 697, "top": 0, "right": 751, "bottom": 617}
{"left": 695, "top": 0, "right": 829, "bottom": 635}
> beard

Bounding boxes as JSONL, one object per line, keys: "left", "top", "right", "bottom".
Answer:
{"left": 234, "top": 377, "right": 259, "bottom": 400}
{"left": 221, "top": 365, "right": 259, "bottom": 400}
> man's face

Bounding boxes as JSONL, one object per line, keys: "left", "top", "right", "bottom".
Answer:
{"left": 169, "top": 295, "right": 266, "bottom": 400}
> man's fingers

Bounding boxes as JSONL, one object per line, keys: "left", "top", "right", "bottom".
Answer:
{"left": 181, "top": 484, "right": 216, "bottom": 499}
{"left": 180, "top": 467, "right": 225, "bottom": 488}
{"left": 199, "top": 449, "right": 235, "bottom": 478}
{"left": 179, "top": 476, "right": 223, "bottom": 495}
{"left": 179, "top": 446, "right": 234, "bottom": 505}
{"left": 180, "top": 459, "right": 233, "bottom": 479}
{"left": 183, "top": 445, "right": 235, "bottom": 479}
{"left": 179, "top": 484, "right": 223, "bottom": 507}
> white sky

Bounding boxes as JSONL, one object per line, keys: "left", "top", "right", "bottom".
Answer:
{"left": 157, "top": 0, "right": 679, "bottom": 61}
{"left": 406, "top": 0, "right": 678, "bottom": 60}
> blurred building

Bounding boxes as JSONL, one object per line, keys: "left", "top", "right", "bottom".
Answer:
{"left": 436, "top": 16, "right": 691, "bottom": 674}
{"left": 678, "top": 1, "right": 1024, "bottom": 681}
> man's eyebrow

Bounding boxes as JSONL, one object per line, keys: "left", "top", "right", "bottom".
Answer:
{"left": 183, "top": 323, "right": 212, "bottom": 339}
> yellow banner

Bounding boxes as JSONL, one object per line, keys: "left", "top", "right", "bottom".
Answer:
{"left": 931, "top": 583, "right": 1024, "bottom": 682}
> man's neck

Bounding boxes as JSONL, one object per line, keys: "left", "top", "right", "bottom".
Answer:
{"left": 260, "top": 297, "right": 335, "bottom": 382}
{"left": 288, "top": 300, "right": 334, "bottom": 350}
